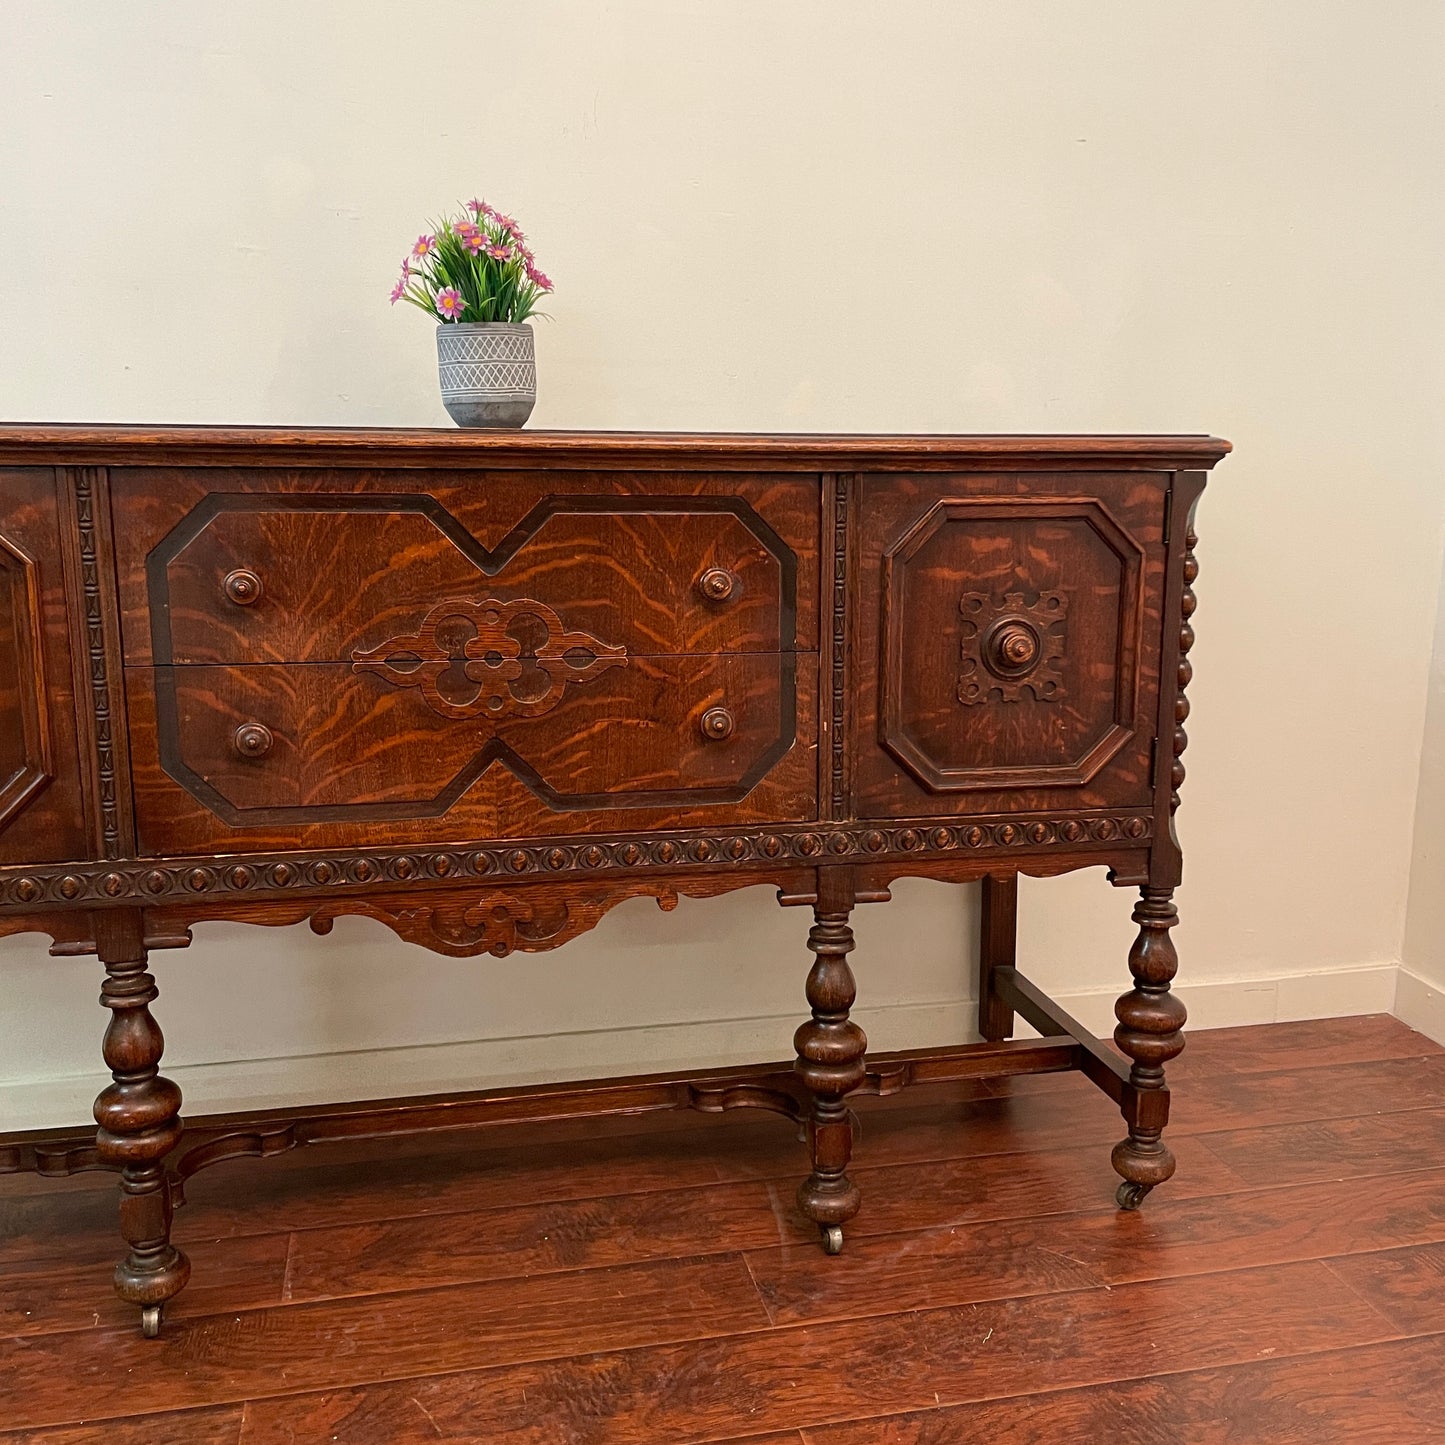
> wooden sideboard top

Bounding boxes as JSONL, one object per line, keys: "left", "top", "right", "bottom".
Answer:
{"left": 0, "top": 425, "right": 1231, "bottom": 471}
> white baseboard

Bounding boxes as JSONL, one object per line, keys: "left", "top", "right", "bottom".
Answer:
{"left": 0, "top": 961, "right": 1407, "bottom": 1133}
{"left": 1394, "top": 966, "right": 1445, "bottom": 1046}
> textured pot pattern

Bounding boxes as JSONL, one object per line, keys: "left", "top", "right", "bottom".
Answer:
{"left": 436, "top": 322, "right": 536, "bottom": 429}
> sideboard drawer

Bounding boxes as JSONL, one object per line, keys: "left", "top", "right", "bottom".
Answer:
{"left": 126, "top": 652, "right": 817, "bottom": 854}
{"left": 113, "top": 468, "right": 817, "bottom": 665}
{"left": 851, "top": 471, "right": 1168, "bottom": 817}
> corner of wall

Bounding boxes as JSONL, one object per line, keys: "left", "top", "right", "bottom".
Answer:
{"left": 1400, "top": 523, "right": 1445, "bottom": 1042}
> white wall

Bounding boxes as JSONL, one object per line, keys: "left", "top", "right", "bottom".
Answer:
{"left": 2, "top": 2, "right": 1444, "bottom": 1126}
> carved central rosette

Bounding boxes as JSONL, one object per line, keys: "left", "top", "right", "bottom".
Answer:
{"left": 957, "top": 590, "right": 1069, "bottom": 706}
{"left": 352, "top": 597, "right": 627, "bottom": 721}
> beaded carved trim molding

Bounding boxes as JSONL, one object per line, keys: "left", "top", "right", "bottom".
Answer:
{"left": 0, "top": 813, "right": 1153, "bottom": 913}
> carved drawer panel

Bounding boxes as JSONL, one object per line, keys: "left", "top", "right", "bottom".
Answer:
{"left": 126, "top": 652, "right": 817, "bottom": 855}
{"left": 851, "top": 472, "right": 1167, "bottom": 818}
{"left": 112, "top": 469, "right": 816, "bottom": 665}
{"left": 0, "top": 469, "right": 89, "bottom": 865}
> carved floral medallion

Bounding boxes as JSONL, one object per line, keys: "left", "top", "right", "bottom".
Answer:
{"left": 352, "top": 597, "right": 627, "bottom": 721}
{"left": 957, "top": 590, "right": 1068, "bottom": 706}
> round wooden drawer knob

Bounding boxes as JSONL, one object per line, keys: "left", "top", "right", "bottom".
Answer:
{"left": 233, "top": 723, "right": 274, "bottom": 759}
{"left": 697, "top": 568, "right": 737, "bottom": 602}
{"left": 223, "top": 569, "right": 264, "bottom": 606}
{"left": 700, "top": 706, "right": 735, "bottom": 741}
{"left": 987, "top": 621, "right": 1040, "bottom": 676}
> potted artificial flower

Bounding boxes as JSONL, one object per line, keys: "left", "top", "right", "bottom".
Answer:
{"left": 390, "top": 198, "right": 554, "bottom": 428}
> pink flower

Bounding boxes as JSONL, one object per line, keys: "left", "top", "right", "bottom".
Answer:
{"left": 485, "top": 242, "right": 513, "bottom": 262}
{"left": 434, "top": 287, "right": 467, "bottom": 320}
{"left": 469, "top": 198, "right": 496, "bottom": 218}
{"left": 399, "top": 256, "right": 411, "bottom": 279}
{"left": 493, "top": 213, "right": 520, "bottom": 235}
{"left": 411, "top": 234, "right": 437, "bottom": 258}
{"left": 460, "top": 231, "right": 485, "bottom": 255}
{"left": 454, "top": 219, "right": 480, "bottom": 239}
{"left": 526, "top": 264, "right": 553, "bottom": 292}
{"left": 389, "top": 277, "right": 407, "bottom": 305}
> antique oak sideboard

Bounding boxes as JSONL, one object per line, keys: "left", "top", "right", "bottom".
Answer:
{"left": 0, "top": 426, "right": 1227, "bottom": 1336}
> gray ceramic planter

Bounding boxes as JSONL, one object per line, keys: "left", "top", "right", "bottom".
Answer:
{"left": 435, "top": 321, "right": 536, "bottom": 428}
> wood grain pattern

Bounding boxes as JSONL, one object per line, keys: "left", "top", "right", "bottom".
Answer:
{"left": 115, "top": 468, "right": 818, "bottom": 666}
{"left": 0, "top": 469, "right": 88, "bottom": 866}
{"left": 227, "top": 1262, "right": 1387, "bottom": 1444}
{"left": 0, "top": 1408, "right": 243, "bottom": 1444}
{"left": 1174, "top": 1013, "right": 1443, "bottom": 1077}
{"left": 0, "top": 1230, "right": 288, "bottom": 1337}
{"left": 126, "top": 653, "right": 818, "bottom": 852}
{"left": 800, "top": 1336, "right": 1445, "bottom": 1444}
{"left": 0, "top": 510, "right": 53, "bottom": 834}
{"left": 1199, "top": 1104, "right": 1445, "bottom": 1186}
{"left": 749, "top": 1164, "right": 1445, "bottom": 1328}
{"left": 0, "top": 1255, "right": 772, "bottom": 1430}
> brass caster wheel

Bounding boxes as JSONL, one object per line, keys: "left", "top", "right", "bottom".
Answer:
{"left": 1116, "top": 1181, "right": 1153, "bottom": 1212}
{"left": 820, "top": 1224, "right": 844, "bottom": 1256}
{"left": 141, "top": 1304, "right": 162, "bottom": 1339}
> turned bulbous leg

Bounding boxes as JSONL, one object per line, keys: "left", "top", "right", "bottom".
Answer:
{"left": 794, "top": 880, "right": 867, "bottom": 1251}
{"left": 1111, "top": 886, "right": 1186, "bottom": 1207}
{"left": 93, "top": 915, "right": 190, "bottom": 1335}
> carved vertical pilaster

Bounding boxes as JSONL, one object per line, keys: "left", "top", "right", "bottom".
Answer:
{"left": 92, "top": 912, "right": 189, "bottom": 1335}
{"left": 1111, "top": 886, "right": 1186, "bottom": 1208}
{"left": 794, "top": 869, "right": 866, "bottom": 1252}
{"left": 56, "top": 467, "right": 135, "bottom": 858}
{"left": 827, "top": 474, "right": 850, "bottom": 819}
{"left": 1171, "top": 525, "right": 1198, "bottom": 814}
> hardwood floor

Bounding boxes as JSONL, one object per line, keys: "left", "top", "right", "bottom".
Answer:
{"left": 2, "top": 1014, "right": 1444, "bottom": 1442}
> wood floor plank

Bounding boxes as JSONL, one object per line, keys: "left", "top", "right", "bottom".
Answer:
{"left": 1325, "top": 1241, "right": 1445, "bottom": 1334}
{"left": 0, "top": 1254, "right": 771, "bottom": 1434}
{"left": 277, "top": 1135, "right": 1237, "bottom": 1306}
{"left": 1198, "top": 1106, "right": 1445, "bottom": 1186}
{"left": 747, "top": 1166, "right": 1445, "bottom": 1326}
{"left": 1170, "top": 1014, "right": 1442, "bottom": 1077}
{"left": 709, "top": 1436, "right": 806, "bottom": 1445}
{"left": 996, "top": 1015, "right": 1443, "bottom": 1091}
{"left": 0, "top": 1407, "right": 243, "bottom": 1444}
{"left": 0, "top": 1232, "right": 290, "bottom": 1338}
{"left": 0, "top": 1124, "right": 747, "bottom": 1268}
{"left": 231, "top": 1261, "right": 1395, "bottom": 1443}
{"left": 1172, "top": 1055, "right": 1445, "bottom": 1129}
{"left": 989, "top": 1055, "right": 1445, "bottom": 1131}
{"left": 798, "top": 1333, "right": 1445, "bottom": 1444}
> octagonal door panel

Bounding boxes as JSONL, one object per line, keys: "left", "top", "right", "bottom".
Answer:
{"left": 0, "top": 469, "right": 90, "bottom": 865}
{"left": 851, "top": 472, "right": 1169, "bottom": 819}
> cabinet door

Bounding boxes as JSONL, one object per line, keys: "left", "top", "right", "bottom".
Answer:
{"left": 0, "top": 469, "right": 90, "bottom": 865}
{"left": 851, "top": 472, "right": 1167, "bottom": 820}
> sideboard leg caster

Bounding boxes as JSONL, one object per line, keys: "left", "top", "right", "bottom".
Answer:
{"left": 1115, "top": 1181, "right": 1153, "bottom": 1212}
{"left": 1111, "top": 886, "right": 1186, "bottom": 1214}
{"left": 93, "top": 914, "right": 192, "bottom": 1339}
{"left": 794, "top": 870, "right": 867, "bottom": 1252}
